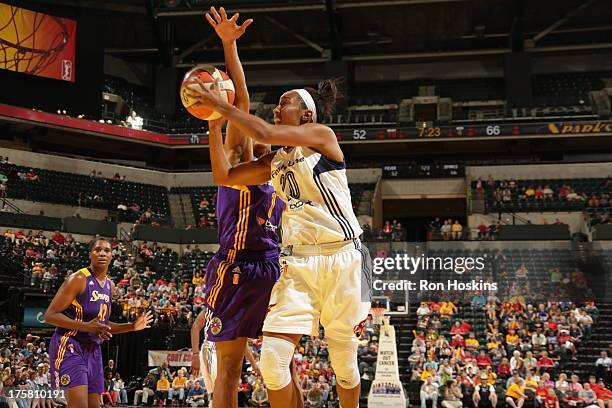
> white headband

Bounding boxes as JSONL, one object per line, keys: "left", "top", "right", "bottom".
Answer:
{"left": 290, "top": 88, "right": 317, "bottom": 123}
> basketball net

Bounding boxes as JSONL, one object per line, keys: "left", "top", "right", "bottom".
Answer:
{"left": 0, "top": 6, "right": 70, "bottom": 75}
{"left": 371, "top": 307, "right": 386, "bottom": 326}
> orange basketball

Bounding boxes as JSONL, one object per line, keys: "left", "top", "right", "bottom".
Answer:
{"left": 180, "top": 65, "right": 235, "bottom": 121}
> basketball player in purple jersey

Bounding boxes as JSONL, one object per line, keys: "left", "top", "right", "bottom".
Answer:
{"left": 188, "top": 7, "right": 283, "bottom": 408}
{"left": 45, "top": 238, "right": 153, "bottom": 408}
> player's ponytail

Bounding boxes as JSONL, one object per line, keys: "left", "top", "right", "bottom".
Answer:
{"left": 304, "top": 78, "right": 343, "bottom": 122}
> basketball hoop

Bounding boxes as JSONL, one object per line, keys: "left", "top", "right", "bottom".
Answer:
{"left": 0, "top": 5, "right": 71, "bottom": 76}
{"left": 371, "top": 307, "right": 386, "bottom": 325}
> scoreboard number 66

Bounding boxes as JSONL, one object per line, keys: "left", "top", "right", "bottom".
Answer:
{"left": 486, "top": 125, "right": 501, "bottom": 136}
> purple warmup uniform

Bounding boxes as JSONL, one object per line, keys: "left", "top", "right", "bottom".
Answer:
{"left": 204, "top": 184, "right": 283, "bottom": 341}
{"left": 50, "top": 267, "right": 112, "bottom": 393}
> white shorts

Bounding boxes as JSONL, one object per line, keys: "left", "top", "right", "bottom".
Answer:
{"left": 199, "top": 341, "right": 217, "bottom": 395}
{"left": 262, "top": 239, "right": 372, "bottom": 342}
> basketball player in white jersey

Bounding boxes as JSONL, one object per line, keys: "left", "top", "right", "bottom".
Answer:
{"left": 186, "top": 78, "right": 373, "bottom": 408}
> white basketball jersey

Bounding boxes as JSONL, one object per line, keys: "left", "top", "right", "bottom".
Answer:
{"left": 271, "top": 146, "right": 362, "bottom": 245}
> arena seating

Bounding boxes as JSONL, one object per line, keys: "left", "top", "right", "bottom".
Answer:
{"left": 170, "top": 186, "right": 217, "bottom": 227}
{"left": 1, "top": 162, "right": 171, "bottom": 224}
{"left": 171, "top": 183, "right": 375, "bottom": 227}
{"left": 103, "top": 71, "right": 611, "bottom": 133}
{"left": 473, "top": 177, "right": 612, "bottom": 213}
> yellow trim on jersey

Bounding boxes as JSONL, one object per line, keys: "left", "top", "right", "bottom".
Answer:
{"left": 238, "top": 190, "right": 251, "bottom": 250}
{"left": 78, "top": 267, "right": 91, "bottom": 277}
{"left": 224, "top": 184, "right": 250, "bottom": 192}
{"left": 208, "top": 249, "right": 237, "bottom": 308}
{"left": 207, "top": 186, "right": 251, "bottom": 308}
{"left": 54, "top": 300, "right": 83, "bottom": 370}
{"left": 267, "top": 192, "right": 277, "bottom": 220}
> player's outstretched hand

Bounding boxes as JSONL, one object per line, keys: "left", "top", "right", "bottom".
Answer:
{"left": 133, "top": 311, "right": 154, "bottom": 331}
{"left": 205, "top": 6, "right": 253, "bottom": 43}
{"left": 83, "top": 318, "right": 112, "bottom": 340}
{"left": 190, "top": 353, "right": 200, "bottom": 377}
{"left": 184, "top": 78, "right": 225, "bottom": 111}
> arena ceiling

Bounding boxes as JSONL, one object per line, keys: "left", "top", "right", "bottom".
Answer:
{"left": 35, "top": 0, "right": 612, "bottom": 66}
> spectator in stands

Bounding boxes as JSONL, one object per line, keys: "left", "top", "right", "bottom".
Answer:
{"left": 306, "top": 383, "right": 324, "bottom": 407}
{"left": 515, "top": 263, "right": 529, "bottom": 282}
{"left": 383, "top": 220, "right": 393, "bottom": 240}
{"left": 477, "top": 222, "right": 489, "bottom": 240}
{"left": 589, "top": 376, "right": 612, "bottom": 408}
{"left": 477, "top": 350, "right": 494, "bottom": 369}
{"left": 442, "top": 379, "right": 463, "bottom": 408}
{"left": 169, "top": 369, "right": 187, "bottom": 403}
{"left": 441, "top": 220, "right": 452, "bottom": 240}
{"left": 538, "top": 351, "right": 556, "bottom": 373}
{"left": 186, "top": 380, "right": 207, "bottom": 406}
{"left": 392, "top": 222, "right": 404, "bottom": 241}
{"left": 451, "top": 220, "right": 463, "bottom": 240}
{"left": 506, "top": 378, "right": 527, "bottom": 408}
{"left": 473, "top": 374, "right": 497, "bottom": 408}
{"left": 596, "top": 351, "right": 612, "bottom": 383}
{"left": 532, "top": 328, "right": 547, "bottom": 351}
{"left": 113, "top": 373, "right": 128, "bottom": 405}
{"left": 421, "top": 376, "right": 439, "bottom": 408}
{"left": 542, "top": 185, "right": 554, "bottom": 199}
{"left": 134, "top": 373, "right": 156, "bottom": 405}
{"left": 580, "top": 383, "right": 599, "bottom": 408}
{"left": 156, "top": 372, "right": 171, "bottom": 405}
{"left": 429, "top": 217, "right": 442, "bottom": 236}
{"left": 101, "top": 371, "right": 118, "bottom": 406}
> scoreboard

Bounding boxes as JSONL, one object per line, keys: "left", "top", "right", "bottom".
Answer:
{"left": 334, "top": 121, "right": 612, "bottom": 142}
{"left": 382, "top": 164, "right": 465, "bottom": 178}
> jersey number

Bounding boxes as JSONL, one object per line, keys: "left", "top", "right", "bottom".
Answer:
{"left": 97, "top": 304, "right": 108, "bottom": 322}
{"left": 280, "top": 171, "right": 300, "bottom": 199}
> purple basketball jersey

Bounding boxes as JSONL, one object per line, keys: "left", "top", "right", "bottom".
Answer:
{"left": 216, "top": 184, "right": 283, "bottom": 253}
{"left": 54, "top": 267, "right": 112, "bottom": 346}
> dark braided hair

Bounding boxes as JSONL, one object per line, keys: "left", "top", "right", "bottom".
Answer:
{"left": 303, "top": 78, "right": 343, "bottom": 123}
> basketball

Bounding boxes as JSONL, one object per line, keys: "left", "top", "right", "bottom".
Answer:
{"left": 180, "top": 64, "right": 235, "bottom": 121}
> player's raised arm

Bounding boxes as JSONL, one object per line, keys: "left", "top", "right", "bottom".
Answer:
{"left": 208, "top": 119, "right": 273, "bottom": 186}
{"left": 44, "top": 272, "right": 111, "bottom": 338}
{"left": 205, "top": 6, "right": 253, "bottom": 164}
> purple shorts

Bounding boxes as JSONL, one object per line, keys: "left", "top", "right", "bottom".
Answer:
{"left": 49, "top": 332, "right": 104, "bottom": 394}
{"left": 204, "top": 250, "right": 280, "bottom": 342}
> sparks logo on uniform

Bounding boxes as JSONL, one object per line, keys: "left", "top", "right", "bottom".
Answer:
{"left": 210, "top": 317, "right": 222, "bottom": 335}
{"left": 257, "top": 216, "right": 266, "bottom": 225}
{"left": 60, "top": 374, "right": 71, "bottom": 386}
{"left": 90, "top": 290, "right": 110, "bottom": 302}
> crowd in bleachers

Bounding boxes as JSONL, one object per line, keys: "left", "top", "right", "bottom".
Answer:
{"left": 474, "top": 176, "right": 612, "bottom": 214}
{"left": 0, "top": 157, "right": 170, "bottom": 225}
{"left": 409, "top": 298, "right": 611, "bottom": 408}
{"left": 363, "top": 219, "right": 407, "bottom": 242}
{"left": 0, "top": 329, "right": 62, "bottom": 408}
